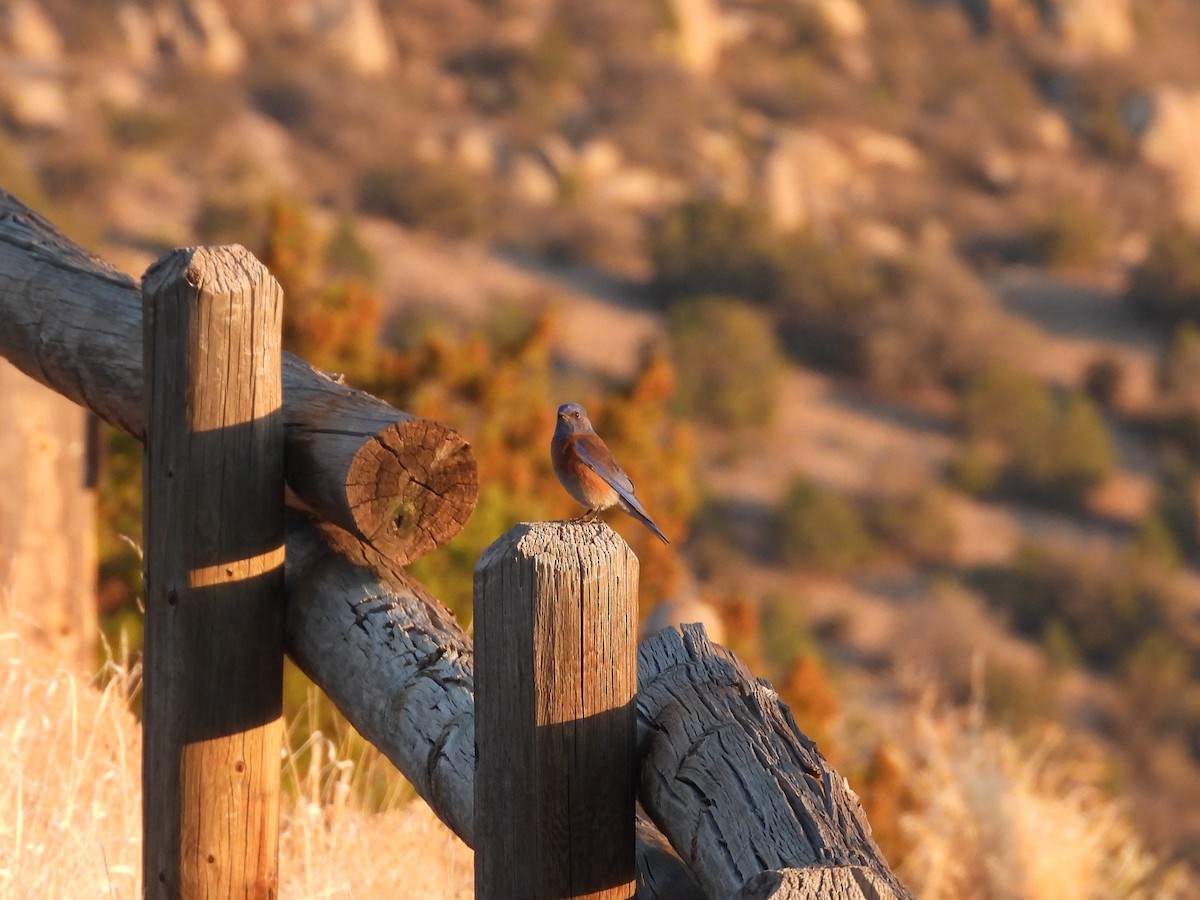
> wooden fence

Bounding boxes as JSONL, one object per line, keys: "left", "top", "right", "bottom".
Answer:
{"left": 0, "top": 187, "right": 911, "bottom": 900}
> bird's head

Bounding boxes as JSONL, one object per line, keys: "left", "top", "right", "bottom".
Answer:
{"left": 555, "top": 402, "right": 593, "bottom": 437}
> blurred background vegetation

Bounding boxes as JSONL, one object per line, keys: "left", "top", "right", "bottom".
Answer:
{"left": 5, "top": 0, "right": 1200, "bottom": 892}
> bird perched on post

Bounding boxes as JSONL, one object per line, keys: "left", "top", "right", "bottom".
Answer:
{"left": 551, "top": 402, "right": 670, "bottom": 544}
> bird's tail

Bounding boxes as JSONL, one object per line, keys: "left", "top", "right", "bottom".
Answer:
{"left": 621, "top": 495, "right": 670, "bottom": 545}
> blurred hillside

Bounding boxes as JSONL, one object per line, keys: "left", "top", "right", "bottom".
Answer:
{"left": 5, "top": 0, "right": 1200, "bottom": 888}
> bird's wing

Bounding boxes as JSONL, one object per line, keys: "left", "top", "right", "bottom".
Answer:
{"left": 575, "top": 433, "right": 670, "bottom": 545}
{"left": 574, "top": 433, "right": 636, "bottom": 497}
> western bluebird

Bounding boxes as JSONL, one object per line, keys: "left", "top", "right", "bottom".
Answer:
{"left": 551, "top": 402, "right": 669, "bottom": 544}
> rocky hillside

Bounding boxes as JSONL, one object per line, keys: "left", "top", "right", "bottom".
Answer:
{"left": 1, "top": 0, "right": 1196, "bottom": 276}
{"left": 6, "top": 0, "right": 1200, "bottom": 885}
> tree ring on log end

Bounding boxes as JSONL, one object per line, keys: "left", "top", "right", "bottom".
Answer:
{"left": 347, "top": 418, "right": 478, "bottom": 564}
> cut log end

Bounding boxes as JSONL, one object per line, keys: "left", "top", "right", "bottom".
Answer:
{"left": 348, "top": 417, "right": 478, "bottom": 564}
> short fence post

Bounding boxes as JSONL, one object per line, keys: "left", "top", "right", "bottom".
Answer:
{"left": 142, "top": 246, "right": 286, "bottom": 898}
{"left": 474, "top": 520, "right": 638, "bottom": 900}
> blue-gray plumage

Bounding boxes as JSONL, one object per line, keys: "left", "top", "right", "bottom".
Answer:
{"left": 550, "top": 402, "right": 669, "bottom": 544}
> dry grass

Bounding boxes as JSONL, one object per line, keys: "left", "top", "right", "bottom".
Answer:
{"left": 0, "top": 619, "right": 473, "bottom": 899}
{"left": 895, "top": 697, "right": 1192, "bottom": 900}
{"left": 0, "top": 627, "right": 141, "bottom": 899}
{"left": 276, "top": 698, "right": 473, "bottom": 899}
{"left": 3, "top": 609, "right": 1191, "bottom": 899}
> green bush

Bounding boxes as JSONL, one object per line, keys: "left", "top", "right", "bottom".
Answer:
{"left": 1084, "top": 355, "right": 1124, "bottom": 408}
{"left": 856, "top": 251, "right": 1018, "bottom": 391}
{"left": 960, "top": 365, "right": 1054, "bottom": 448}
{"left": 1133, "top": 513, "right": 1182, "bottom": 572}
{"left": 1151, "top": 325, "right": 1200, "bottom": 459}
{"left": 969, "top": 541, "right": 1170, "bottom": 671}
{"left": 1043, "top": 393, "right": 1118, "bottom": 500}
{"left": 668, "top": 297, "right": 782, "bottom": 433}
{"left": 357, "top": 161, "right": 490, "bottom": 238}
{"left": 194, "top": 198, "right": 269, "bottom": 247}
{"left": 647, "top": 194, "right": 780, "bottom": 305}
{"left": 1127, "top": 224, "right": 1200, "bottom": 325}
{"left": 947, "top": 442, "right": 1004, "bottom": 496}
{"left": 648, "top": 201, "right": 1019, "bottom": 390}
{"left": 1028, "top": 200, "right": 1108, "bottom": 270}
{"left": 775, "top": 477, "right": 874, "bottom": 572}
{"left": 1151, "top": 461, "right": 1198, "bottom": 558}
{"left": 956, "top": 365, "right": 1116, "bottom": 508}
{"left": 107, "top": 109, "right": 178, "bottom": 150}
{"left": 325, "top": 216, "right": 379, "bottom": 283}
{"left": 1160, "top": 324, "right": 1200, "bottom": 410}
{"left": 866, "top": 486, "right": 959, "bottom": 566}
{"left": 773, "top": 231, "right": 882, "bottom": 372}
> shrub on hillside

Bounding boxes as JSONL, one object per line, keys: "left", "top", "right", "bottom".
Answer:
{"left": 866, "top": 486, "right": 959, "bottom": 566}
{"left": 648, "top": 196, "right": 1022, "bottom": 390}
{"left": 858, "top": 251, "right": 1024, "bottom": 391}
{"left": 968, "top": 539, "right": 1172, "bottom": 671}
{"left": 774, "top": 477, "right": 874, "bottom": 572}
{"left": 194, "top": 197, "right": 270, "bottom": 248}
{"left": 954, "top": 365, "right": 1116, "bottom": 509}
{"left": 1127, "top": 223, "right": 1200, "bottom": 325}
{"left": 1042, "top": 394, "right": 1119, "bottom": 500}
{"left": 1156, "top": 324, "right": 1200, "bottom": 458}
{"left": 1151, "top": 461, "right": 1198, "bottom": 559}
{"left": 357, "top": 161, "right": 491, "bottom": 238}
{"left": 1084, "top": 354, "right": 1124, "bottom": 408}
{"left": 668, "top": 297, "right": 783, "bottom": 433}
{"left": 1028, "top": 199, "right": 1108, "bottom": 270}
{"left": 772, "top": 230, "right": 883, "bottom": 372}
{"left": 647, "top": 194, "right": 780, "bottom": 305}
{"left": 325, "top": 216, "right": 379, "bottom": 283}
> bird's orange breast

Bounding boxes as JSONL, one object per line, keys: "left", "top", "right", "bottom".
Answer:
{"left": 552, "top": 435, "right": 620, "bottom": 510}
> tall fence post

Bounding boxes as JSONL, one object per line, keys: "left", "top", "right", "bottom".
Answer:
{"left": 142, "top": 245, "right": 286, "bottom": 898}
{"left": 474, "top": 520, "right": 638, "bottom": 900}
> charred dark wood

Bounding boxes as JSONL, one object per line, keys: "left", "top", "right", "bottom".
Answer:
{"left": 637, "top": 625, "right": 913, "bottom": 900}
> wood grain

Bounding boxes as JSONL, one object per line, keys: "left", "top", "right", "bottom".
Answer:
{"left": 637, "top": 625, "right": 913, "bottom": 900}
{"left": 474, "top": 520, "right": 638, "bottom": 900}
{"left": 141, "top": 246, "right": 285, "bottom": 898}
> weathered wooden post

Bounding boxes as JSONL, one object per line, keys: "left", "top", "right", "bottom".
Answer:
{"left": 142, "top": 246, "right": 285, "bottom": 898}
{"left": 475, "top": 520, "right": 638, "bottom": 900}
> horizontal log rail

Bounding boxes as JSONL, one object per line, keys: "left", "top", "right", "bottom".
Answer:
{"left": 0, "top": 189, "right": 476, "bottom": 564}
{"left": 639, "top": 624, "right": 913, "bottom": 900}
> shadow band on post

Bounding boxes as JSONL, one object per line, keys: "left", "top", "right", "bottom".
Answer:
{"left": 141, "top": 246, "right": 285, "bottom": 899}
{"left": 475, "top": 520, "right": 638, "bottom": 900}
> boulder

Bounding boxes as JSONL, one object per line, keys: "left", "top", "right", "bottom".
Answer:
{"left": 0, "top": 0, "right": 61, "bottom": 61}
{"left": 0, "top": 0, "right": 67, "bottom": 129}
{"left": 1057, "top": 0, "right": 1133, "bottom": 59}
{"left": 758, "top": 128, "right": 858, "bottom": 232}
{"left": 117, "top": 0, "right": 245, "bottom": 75}
{"left": 284, "top": 0, "right": 394, "bottom": 76}
{"left": 667, "top": 0, "right": 723, "bottom": 77}
{"left": 1141, "top": 86, "right": 1200, "bottom": 227}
